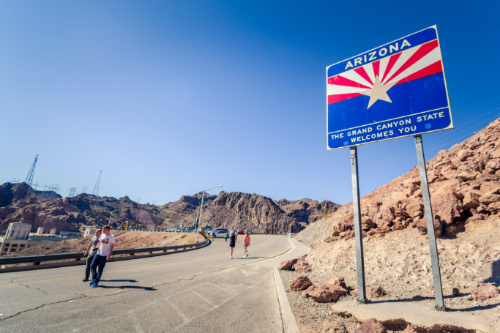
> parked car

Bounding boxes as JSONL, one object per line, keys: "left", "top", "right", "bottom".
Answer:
{"left": 210, "top": 228, "right": 229, "bottom": 238}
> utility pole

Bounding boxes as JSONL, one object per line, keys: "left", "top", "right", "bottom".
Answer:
{"left": 195, "top": 185, "right": 223, "bottom": 243}
{"left": 25, "top": 154, "right": 38, "bottom": 187}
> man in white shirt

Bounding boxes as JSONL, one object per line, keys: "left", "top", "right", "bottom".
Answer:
{"left": 90, "top": 225, "right": 115, "bottom": 288}
{"left": 83, "top": 229, "right": 101, "bottom": 282}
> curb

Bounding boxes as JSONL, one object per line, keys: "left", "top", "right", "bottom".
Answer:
{"left": 273, "top": 237, "right": 303, "bottom": 333}
{"left": 274, "top": 267, "right": 300, "bottom": 333}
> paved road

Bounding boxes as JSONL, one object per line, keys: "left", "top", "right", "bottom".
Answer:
{"left": 0, "top": 235, "right": 308, "bottom": 333}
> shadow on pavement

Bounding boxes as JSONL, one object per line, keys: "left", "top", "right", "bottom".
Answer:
{"left": 99, "top": 279, "right": 138, "bottom": 283}
{"left": 98, "top": 284, "right": 156, "bottom": 291}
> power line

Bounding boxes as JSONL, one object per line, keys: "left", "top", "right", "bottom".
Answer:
{"left": 366, "top": 109, "right": 500, "bottom": 173}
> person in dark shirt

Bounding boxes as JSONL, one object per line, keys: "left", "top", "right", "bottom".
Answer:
{"left": 229, "top": 230, "right": 237, "bottom": 259}
{"left": 83, "top": 229, "right": 101, "bottom": 282}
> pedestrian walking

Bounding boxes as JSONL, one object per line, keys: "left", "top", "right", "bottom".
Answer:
{"left": 90, "top": 225, "right": 115, "bottom": 288}
{"left": 224, "top": 232, "right": 228, "bottom": 242}
{"left": 83, "top": 229, "right": 101, "bottom": 282}
{"left": 229, "top": 230, "right": 237, "bottom": 259}
{"left": 243, "top": 231, "right": 250, "bottom": 258}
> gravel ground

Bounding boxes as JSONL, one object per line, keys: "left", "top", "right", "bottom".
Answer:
{"left": 281, "top": 267, "right": 500, "bottom": 332}
{"left": 280, "top": 269, "right": 361, "bottom": 333}
{"left": 281, "top": 217, "right": 500, "bottom": 332}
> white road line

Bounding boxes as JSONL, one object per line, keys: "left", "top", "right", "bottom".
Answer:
{"left": 166, "top": 298, "right": 190, "bottom": 323}
{"left": 190, "top": 289, "right": 215, "bottom": 306}
{"left": 171, "top": 272, "right": 269, "bottom": 332}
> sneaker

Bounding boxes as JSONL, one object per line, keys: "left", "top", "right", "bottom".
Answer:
{"left": 89, "top": 279, "right": 95, "bottom": 286}
{"left": 230, "top": 256, "right": 233, "bottom": 259}
{"left": 91, "top": 282, "right": 98, "bottom": 288}
{"left": 83, "top": 278, "right": 89, "bottom": 282}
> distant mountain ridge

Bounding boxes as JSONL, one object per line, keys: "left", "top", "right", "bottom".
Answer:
{"left": 0, "top": 183, "right": 339, "bottom": 234}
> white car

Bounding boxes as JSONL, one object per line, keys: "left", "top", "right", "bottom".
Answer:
{"left": 209, "top": 228, "right": 229, "bottom": 238}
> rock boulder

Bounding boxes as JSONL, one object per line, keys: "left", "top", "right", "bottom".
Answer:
{"left": 354, "top": 318, "right": 387, "bottom": 333}
{"left": 290, "top": 276, "right": 313, "bottom": 291}
{"left": 471, "top": 284, "right": 500, "bottom": 302}
{"left": 302, "top": 284, "right": 347, "bottom": 302}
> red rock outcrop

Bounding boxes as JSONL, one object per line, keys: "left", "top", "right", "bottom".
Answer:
{"left": 294, "top": 261, "right": 312, "bottom": 273}
{"left": 354, "top": 318, "right": 387, "bottom": 333}
{"left": 325, "top": 275, "right": 348, "bottom": 290}
{"left": 279, "top": 259, "right": 298, "bottom": 270}
{"left": 290, "top": 276, "right": 313, "bottom": 291}
{"left": 320, "top": 118, "right": 500, "bottom": 242}
{"left": 1, "top": 183, "right": 339, "bottom": 234}
{"left": 302, "top": 284, "right": 348, "bottom": 302}
{"left": 471, "top": 284, "right": 500, "bottom": 303}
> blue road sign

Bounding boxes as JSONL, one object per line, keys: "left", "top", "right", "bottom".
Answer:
{"left": 326, "top": 26, "right": 453, "bottom": 150}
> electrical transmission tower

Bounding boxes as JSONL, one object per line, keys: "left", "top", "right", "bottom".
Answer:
{"left": 93, "top": 171, "right": 102, "bottom": 196}
{"left": 68, "top": 187, "right": 77, "bottom": 197}
{"left": 25, "top": 154, "right": 38, "bottom": 187}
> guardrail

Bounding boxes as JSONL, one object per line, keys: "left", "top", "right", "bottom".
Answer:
{"left": 0, "top": 239, "right": 211, "bottom": 273}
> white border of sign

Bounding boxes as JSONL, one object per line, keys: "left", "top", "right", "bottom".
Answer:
{"left": 326, "top": 25, "right": 453, "bottom": 150}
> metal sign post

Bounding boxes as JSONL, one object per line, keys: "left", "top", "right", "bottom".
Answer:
{"left": 414, "top": 135, "right": 445, "bottom": 310}
{"left": 351, "top": 147, "right": 367, "bottom": 303}
{"left": 326, "top": 26, "right": 452, "bottom": 309}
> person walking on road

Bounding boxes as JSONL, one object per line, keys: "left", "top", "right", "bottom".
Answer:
{"left": 90, "top": 225, "right": 115, "bottom": 288}
{"left": 225, "top": 231, "right": 228, "bottom": 242}
{"left": 243, "top": 231, "right": 250, "bottom": 258}
{"left": 83, "top": 229, "right": 101, "bottom": 282}
{"left": 229, "top": 230, "right": 237, "bottom": 259}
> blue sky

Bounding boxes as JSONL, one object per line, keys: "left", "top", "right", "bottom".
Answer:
{"left": 0, "top": 0, "right": 499, "bottom": 205}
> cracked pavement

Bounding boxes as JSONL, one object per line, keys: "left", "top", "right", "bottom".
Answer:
{"left": 0, "top": 235, "right": 303, "bottom": 333}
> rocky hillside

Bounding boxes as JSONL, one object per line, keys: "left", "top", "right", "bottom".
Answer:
{"left": 289, "top": 118, "right": 500, "bottom": 332}
{"left": 0, "top": 183, "right": 339, "bottom": 234}
{"left": 297, "top": 117, "right": 500, "bottom": 248}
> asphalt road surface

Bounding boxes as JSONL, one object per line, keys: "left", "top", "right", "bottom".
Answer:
{"left": 0, "top": 234, "right": 307, "bottom": 333}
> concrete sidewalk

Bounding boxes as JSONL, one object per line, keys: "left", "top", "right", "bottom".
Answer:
{"left": 249, "top": 237, "right": 310, "bottom": 333}
{"left": 331, "top": 299, "right": 494, "bottom": 332}
{"left": 250, "top": 236, "right": 310, "bottom": 268}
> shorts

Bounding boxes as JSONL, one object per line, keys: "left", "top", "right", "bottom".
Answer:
{"left": 244, "top": 243, "right": 250, "bottom": 247}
